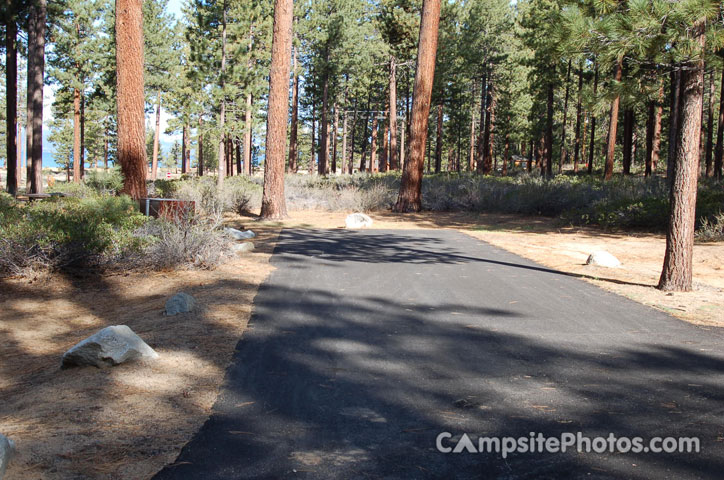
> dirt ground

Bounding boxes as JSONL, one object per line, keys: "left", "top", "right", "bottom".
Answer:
{"left": 0, "top": 223, "right": 281, "bottom": 480}
{"left": 1, "top": 209, "right": 722, "bottom": 479}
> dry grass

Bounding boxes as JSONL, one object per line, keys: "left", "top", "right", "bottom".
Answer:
{"left": 0, "top": 224, "right": 280, "bottom": 480}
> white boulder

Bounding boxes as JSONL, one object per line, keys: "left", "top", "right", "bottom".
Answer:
{"left": 0, "top": 434, "right": 14, "bottom": 480}
{"left": 231, "top": 242, "right": 255, "bottom": 254}
{"left": 61, "top": 325, "right": 159, "bottom": 368}
{"left": 585, "top": 251, "right": 621, "bottom": 268}
{"left": 345, "top": 213, "right": 373, "bottom": 229}
{"left": 165, "top": 292, "right": 195, "bottom": 316}
{"left": 224, "top": 227, "right": 256, "bottom": 240}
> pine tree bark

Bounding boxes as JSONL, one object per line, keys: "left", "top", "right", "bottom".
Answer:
{"left": 5, "top": 4, "right": 17, "bottom": 195}
{"left": 389, "top": 55, "right": 398, "bottom": 170}
{"left": 434, "top": 103, "right": 443, "bottom": 173}
{"left": 667, "top": 70, "right": 682, "bottom": 182}
{"left": 26, "top": 0, "right": 47, "bottom": 193}
{"left": 704, "top": 69, "right": 716, "bottom": 177}
{"left": 370, "top": 115, "right": 379, "bottom": 172}
{"left": 73, "top": 88, "right": 82, "bottom": 182}
{"left": 151, "top": 90, "right": 161, "bottom": 180}
{"left": 393, "top": 0, "right": 440, "bottom": 212}
{"left": 217, "top": 0, "right": 227, "bottom": 187}
{"left": 559, "top": 59, "right": 571, "bottom": 173}
{"left": 573, "top": 67, "right": 583, "bottom": 173}
{"left": 476, "top": 71, "right": 487, "bottom": 172}
{"left": 116, "top": 0, "right": 147, "bottom": 200}
{"left": 342, "top": 108, "right": 348, "bottom": 174}
{"left": 349, "top": 99, "right": 357, "bottom": 173}
{"left": 310, "top": 100, "right": 316, "bottom": 174}
{"left": 588, "top": 64, "right": 599, "bottom": 174}
{"left": 715, "top": 67, "right": 724, "bottom": 180}
{"left": 236, "top": 138, "right": 241, "bottom": 175}
{"left": 332, "top": 103, "right": 339, "bottom": 174}
{"left": 25, "top": 5, "right": 35, "bottom": 190}
{"left": 288, "top": 47, "right": 298, "bottom": 173}
{"left": 198, "top": 115, "right": 204, "bottom": 176}
{"left": 604, "top": 59, "right": 622, "bottom": 180}
{"left": 319, "top": 52, "right": 330, "bottom": 175}
{"left": 260, "top": 0, "right": 292, "bottom": 219}
{"left": 380, "top": 106, "right": 389, "bottom": 172}
{"left": 659, "top": 26, "right": 705, "bottom": 292}
{"left": 245, "top": 93, "right": 253, "bottom": 175}
{"left": 469, "top": 81, "right": 476, "bottom": 172}
{"left": 485, "top": 81, "right": 496, "bottom": 174}
{"left": 502, "top": 122, "right": 509, "bottom": 176}
{"left": 544, "top": 81, "right": 554, "bottom": 178}
{"left": 181, "top": 125, "right": 187, "bottom": 174}
{"left": 80, "top": 93, "right": 86, "bottom": 178}
{"left": 622, "top": 108, "right": 634, "bottom": 174}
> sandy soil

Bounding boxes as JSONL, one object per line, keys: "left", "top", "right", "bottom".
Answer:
{"left": 1, "top": 209, "right": 721, "bottom": 479}
{"left": 0, "top": 224, "right": 280, "bottom": 480}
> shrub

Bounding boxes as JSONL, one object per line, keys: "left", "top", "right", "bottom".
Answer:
{"left": 133, "top": 208, "right": 234, "bottom": 269}
{"left": 696, "top": 212, "right": 724, "bottom": 242}
{"left": 0, "top": 194, "right": 148, "bottom": 275}
{"left": 173, "top": 176, "right": 258, "bottom": 225}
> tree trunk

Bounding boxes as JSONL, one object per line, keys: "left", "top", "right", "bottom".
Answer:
{"left": 319, "top": 55, "right": 329, "bottom": 175}
{"left": 245, "top": 92, "right": 253, "bottom": 175}
{"left": 659, "top": 27, "right": 705, "bottom": 292}
{"left": 527, "top": 138, "right": 533, "bottom": 172}
{"left": 476, "top": 71, "right": 487, "bottom": 172}
{"left": 622, "top": 108, "right": 634, "bottom": 174}
{"left": 288, "top": 46, "right": 298, "bottom": 173}
{"left": 104, "top": 133, "right": 109, "bottom": 170}
{"left": 393, "top": 0, "right": 441, "bottom": 212}
{"left": 400, "top": 113, "right": 405, "bottom": 170}
{"left": 502, "top": 121, "right": 509, "bottom": 176}
{"left": 370, "top": 115, "right": 378, "bottom": 172}
{"left": 151, "top": 90, "right": 161, "bottom": 180}
{"left": 705, "top": 68, "right": 716, "bottom": 177}
{"left": 559, "top": 59, "right": 571, "bottom": 173}
{"left": 342, "top": 109, "right": 348, "bottom": 174}
{"left": 380, "top": 107, "right": 389, "bottom": 172}
{"left": 236, "top": 138, "right": 241, "bottom": 175}
{"left": 652, "top": 90, "right": 663, "bottom": 174}
{"left": 359, "top": 95, "right": 371, "bottom": 172}
{"left": 604, "top": 59, "right": 622, "bottom": 180}
{"left": 588, "top": 64, "right": 599, "bottom": 174}
{"left": 198, "top": 115, "right": 204, "bottom": 176}
{"left": 73, "top": 88, "right": 81, "bottom": 182}
{"left": 573, "top": 66, "right": 583, "bottom": 173}
{"left": 715, "top": 66, "right": 724, "bottom": 179}
{"left": 389, "top": 55, "right": 398, "bottom": 170}
{"left": 25, "top": 5, "right": 35, "bottom": 190}
{"left": 469, "top": 81, "right": 476, "bottom": 172}
{"left": 217, "top": 0, "right": 227, "bottom": 187}
{"left": 349, "top": 99, "right": 357, "bottom": 173}
{"left": 434, "top": 103, "right": 443, "bottom": 173}
{"left": 5, "top": 4, "right": 17, "bottom": 195}
{"left": 260, "top": 0, "right": 292, "bottom": 219}
{"left": 485, "top": 81, "right": 496, "bottom": 174}
{"left": 80, "top": 92, "right": 86, "bottom": 178}
{"left": 310, "top": 100, "right": 316, "bottom": 174}
{"left": 116, "top": 0, "right": 147, "bottom": 199}
{"left": 181, "top": 125, "right": 187, "bottom": 174}
{"left": 667, "top": 70, "right": 681, "bottom": 182}
{"left": 645, "top": 101, "right": 655, "bottom": 177}
{"left": 332, "top": 103, "right": 339, "bottom": 174}
{"left": 544, "top": 81, "right": 554, "bottom": 177}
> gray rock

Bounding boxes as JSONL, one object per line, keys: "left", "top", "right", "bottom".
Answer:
{"left": 224, "top": 227, "right": 256, "bottom": 240}
{"left": 165, "top": 292, "right": 195, "bottom": 316}
{"left": 585, "top": 251, "right": 621, "bottom": 268}
{"left": 231, "top": 242, "right": 255, "bottom": 254}
{"left": 61, "top": 325, "right": 159, "bottom": 369}
{"left": 0, "top": 434, "right": 14, "bottom": 480}
{"left": 345, "top": 213, "right": 373, "bottom": 229}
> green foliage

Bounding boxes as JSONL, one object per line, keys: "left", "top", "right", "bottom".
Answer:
{"left": 0, "top": 195, "right": 148, "bottom": 274}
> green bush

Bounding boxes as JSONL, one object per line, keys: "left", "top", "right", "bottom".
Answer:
{"left": 0, "top": 194, "right": 148, "bottom": 275}
{"left": 48, "top": 168, "right": 125, "bottom": 197}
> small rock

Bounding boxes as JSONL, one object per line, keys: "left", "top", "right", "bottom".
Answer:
{"left": 224, "top": 227, "right": 256, "bottom": 240}
{"left": 0, "top": 434, "right": 14, "bottom": 480}
{"left": 345, "top": 213, "right": 373, "bottom": 229}
{"left": 231, "top": 242, "right": 255, "bottom": 254}
{"left": 165, "top": 292, "right": 195, "bottom": 316}
{"left": 585, "top": 251, "right": 621, "bottom": 268}
{"left": 61, "top": 325, "right": 159, "bottom": 368}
